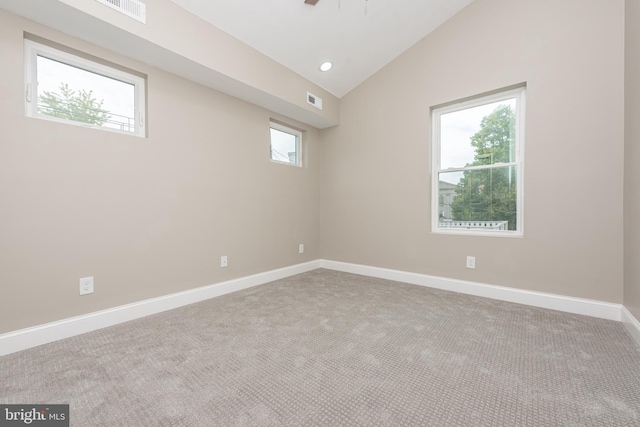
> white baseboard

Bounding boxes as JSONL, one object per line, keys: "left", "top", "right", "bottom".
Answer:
{"left": 621, "top": 306, "right": 640, "bottom": 346}
{"left": 2, "top": 259, "right": 631, "bottom": 357}
{"left": 319, "top": 260, "right": 622, "bottom": 321}
{"left": 0, "top": 260, "right": 321, "bottom": 356}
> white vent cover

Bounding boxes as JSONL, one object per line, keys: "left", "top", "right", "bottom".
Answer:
{"left": 96, "top": 0, "right": 146, "bottom": 23}
{"left": 307, "top": 92, "right": 323, "bottom": 110}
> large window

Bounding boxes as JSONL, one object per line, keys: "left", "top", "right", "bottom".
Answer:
{"left": 270, "top": 121, "right": 302, "bottom": 166}
{"left": 432, "top": 86, "right": 525, "bottom": 236}
{"left": 24, "top": 39, "right": 146, "bottom": 137}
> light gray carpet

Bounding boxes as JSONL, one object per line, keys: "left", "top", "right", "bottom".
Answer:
{"left": 1, "top": 269, "right": 639, "bottom": 426}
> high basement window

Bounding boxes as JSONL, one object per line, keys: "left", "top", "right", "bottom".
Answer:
{"left": 270, "top": 121, "right": 302, "bottom": 167}
{"left": 24, "top": 38, "right": 146, "bottom": 137}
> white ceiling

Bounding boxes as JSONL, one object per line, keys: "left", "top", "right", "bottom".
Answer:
{"left": 171, "top": 0, "right": 474, "bottom": 98}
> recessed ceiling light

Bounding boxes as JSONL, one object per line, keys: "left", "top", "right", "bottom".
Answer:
{"left": 319, "top": 61, "right": 333, "bottom": 72}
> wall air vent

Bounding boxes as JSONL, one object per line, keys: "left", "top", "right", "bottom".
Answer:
{"left": 307, "top": 92, "right": 323, "bottom": 110}
{"left": 95, "top": 0, "right": 146, "bottom": 23}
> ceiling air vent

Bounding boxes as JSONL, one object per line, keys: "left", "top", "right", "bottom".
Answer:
{"left": 95, "top": 0, "right": 146, "bottom": 23}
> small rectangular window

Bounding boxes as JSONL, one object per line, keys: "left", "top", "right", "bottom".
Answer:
{"left": 24, "top": 39, "right": 146, "bottom": 137}
{"left": 270, "top": 121, "right": 301, "bottom": 166}
{"left": 431, "top": 86, "right": 525, "bottom": 236}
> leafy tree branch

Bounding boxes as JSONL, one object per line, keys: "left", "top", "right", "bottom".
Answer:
{"left": 38, "top": 83, "right": 110, "bottom": 126}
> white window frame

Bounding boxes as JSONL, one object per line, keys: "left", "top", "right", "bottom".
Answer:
{"left": 431, "top": 86, "right": 525, "bottom": 237}
{"left": 24, "top": 39, "right": 146, "bottom": 137}
{"left": 269, "top": 121, "right": 302, "bottom": 167}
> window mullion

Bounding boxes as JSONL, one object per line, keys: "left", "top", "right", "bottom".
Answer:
{"left": 438, "top": 162, "right": 518, "bottom": 174}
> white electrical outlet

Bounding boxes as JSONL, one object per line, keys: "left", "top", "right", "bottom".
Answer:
{"left": 79, "top": 276, "right": 94, "bottom": 295}
{"left": 221, "top": 256, "right": 228, "bottom": 268}
{"left": 299, "top": 244, "right": 304, "bottom": 254}
{"left": 466, "top": 256, "right": 476, "bottom": 269}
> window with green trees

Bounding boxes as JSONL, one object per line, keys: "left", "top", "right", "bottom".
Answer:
{"left": 24, "top": 38, "right": 146, "bottom": 137}
{"left": 432, "top": 86, "right": 525, "bottom": 235}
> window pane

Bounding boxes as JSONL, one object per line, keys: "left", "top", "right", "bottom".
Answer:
{"left": 270, "top": 127, "right": 298, "bottom": 164}
{"left": 440, "top": 98, "right": 517, "bottom": 169}
{"left": 36, "top": 55, "right": 136, "bottom": 133}
{"left": 438, "top": 166, "right": 518, "bottom": 231}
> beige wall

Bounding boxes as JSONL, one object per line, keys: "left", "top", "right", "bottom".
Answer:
{"left": 0, "top": 10, "right": 321, "bottom": 333}
{"left": 625, "top": 0, "right": 640, "bottom": 319}
{"left": 1, "top": 0, "right": 632, "bottom": 335}
{"left": 320, "top": 0, "right": 625, "bottom": 302}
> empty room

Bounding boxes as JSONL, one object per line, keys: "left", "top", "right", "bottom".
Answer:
{"left": 1, "top": 0, "right": 639, "bottom": 425}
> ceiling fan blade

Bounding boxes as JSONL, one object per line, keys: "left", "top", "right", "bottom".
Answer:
{"left": 305, "top": 0, "right": 319, "bottom": 5}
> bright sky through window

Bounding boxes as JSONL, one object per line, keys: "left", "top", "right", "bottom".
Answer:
{"left": 37, "top": 56, "right": 135, "bottom": 131}
{"left": 439, "top": 99, "right": 516, "bottom": 171}
{"left": 432, "top": 86, "right": 524, "bottom": 235}
{"left": 25, "top": 38, "right": 146, "bottom": 137}
{"left": 270, "top": 123, "right": 300, "bottom": 166}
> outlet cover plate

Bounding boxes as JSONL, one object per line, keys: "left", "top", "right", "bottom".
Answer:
{"left": 466, "top": 256, "right": 476, "bottom": 269}
{"left": 80, "top": 276, "right": 94, "bottom": 295}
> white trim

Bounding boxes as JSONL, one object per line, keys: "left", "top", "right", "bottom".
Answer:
{"left": 621, "top": 306, "right": 640, "bottom": 346}
{"left": 2, "top": 259, "right": 631, "bottom": 357}
{"left": 319, "top": 260, "right": 622, "bottom": 321}
{"left": 0, "top": 260, "right": 321, "bottom": 356}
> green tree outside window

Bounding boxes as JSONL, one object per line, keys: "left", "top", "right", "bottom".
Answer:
{"left": 38, "top": 83, "right": 110, "bottom": 126}
{"left": 449, "top": 104, "right": 517, "bottom": 229}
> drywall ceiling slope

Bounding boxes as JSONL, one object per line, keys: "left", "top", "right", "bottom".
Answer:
{"left": 171, "top": 0, "right": 474, "bottom": 97}
{"left": 0, "top": 0, "right": 339, "bottom": 129}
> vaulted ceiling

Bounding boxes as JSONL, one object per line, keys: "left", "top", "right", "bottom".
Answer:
{"left": 171, "top": 0, "right": 474, "bottom": 97}
{"left": 0, "top": 0, "right": 475, "bottom": 128}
